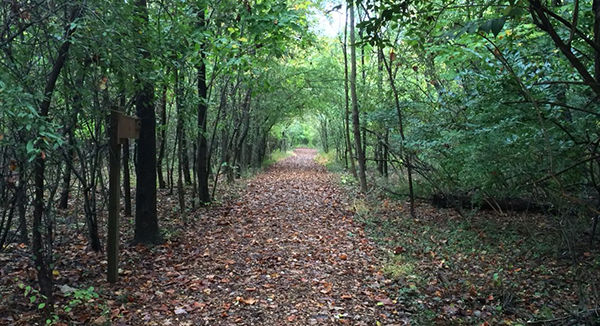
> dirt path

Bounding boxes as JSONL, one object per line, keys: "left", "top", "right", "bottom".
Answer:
{"left": 136, "top": 148, "right": 406, "bottom": 325}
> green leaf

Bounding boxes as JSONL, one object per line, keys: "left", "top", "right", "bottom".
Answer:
{"left": 478, "top": 20, "right": 492, "bottom": 34}
{"left": 26, "top": 141, "right": 34, "bottom": 154}
{"left": 38, "top": 303, "right": 46, "bottom": 309}
{"left": 491, "top": 18, "right": 506, "bottom": 37}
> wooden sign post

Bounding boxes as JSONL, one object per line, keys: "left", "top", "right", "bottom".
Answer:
{"left": 108, "top": 111, "right": 140, "bottom": 283}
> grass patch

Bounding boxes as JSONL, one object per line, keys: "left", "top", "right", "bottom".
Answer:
{"left": 262, "top": 149, "right": 294, "bottom": 168}
{"left": 315, "top": 151, "right": 335, "bottom": 166}
{"left": 382, "top": 253, "right": 416, "bottom": 280}
{"left": 315, "top": 151, "right": 350, "bottom": 173}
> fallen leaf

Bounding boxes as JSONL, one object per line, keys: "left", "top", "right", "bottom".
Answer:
{"left": 237, "top": 297, "right": 257, "bottom": 305}
{"left": 320, "top": 282, "right": 332, "bottom": 294}
{"left": 174, "top": 307, "right": 187, "bottom": 315}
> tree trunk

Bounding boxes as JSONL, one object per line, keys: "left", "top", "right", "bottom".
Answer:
{"left": 376, "top": 136, "right": 383, "bottom": 175}
{"left": 382, "top": 43, "right": 416, "bottom": 218}
{"left": 383, "top": 129, "right": 389, "bottom": 178}
{"left": 175, "top": 68, "right": 186, "bottom": 214}
{"left": 58, "top": 132, "right": 73, "bottom": 209}
{"left": 17, "top": 182, "right": 29, "bottom": 245}
{"left": 157, "top": 85, "right": 167, "bottom": 189}
{"left": 343, "top": 5, "right": 357, "bottom": 178}
{"left": 191, "top": 141, "right": 197, "bottom": 209}
{"left": 349, "top": 0, "right": 367, "bottom": 193}
{"left": 133, "top": 0, "right": 161, "bottom": 244}
{"left": 594, "top": 0, "right": 600, "bottom": 81}
{"left": 196, "top": 6, "right": 211, "bottom": 204}
{"left": 181, "top": 133, "right": 192, "bottom": 185}
{"left": 31, "top": 6, "right": 80, "bottom": 308}
{"left": 233, "top": 88, "right": 252, "bottom": 179}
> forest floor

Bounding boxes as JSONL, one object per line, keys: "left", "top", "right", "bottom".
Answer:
{"left": 1, "top": 148, "right": 408, "bottom": 325}
{"left": 2, "top": 148, "right": 600, "bottom": 325}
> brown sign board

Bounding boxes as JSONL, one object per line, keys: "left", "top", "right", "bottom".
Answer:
{"left": 117, "top": 113, "right": 140, "bottom": 142}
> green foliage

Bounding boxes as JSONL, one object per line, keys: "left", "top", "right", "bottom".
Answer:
{"left": 262, "top": 149, "right": 294, "bottom": 168}
{"left": 332, "top": 0, "right": 600, "bottom": 217}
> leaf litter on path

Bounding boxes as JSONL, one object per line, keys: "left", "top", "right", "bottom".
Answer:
{"left": 1, "top": 148, "right": 408, "bottom": 325}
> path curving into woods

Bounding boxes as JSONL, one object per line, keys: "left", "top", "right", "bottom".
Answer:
{"left": 125, "top": 148, "right": 407, "bottom": 325}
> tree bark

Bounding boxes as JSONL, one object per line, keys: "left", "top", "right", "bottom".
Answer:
{"left": 349, "top": 0, "right": 367, "bottom": 193}
{"left": 343, "top": 4, "right": 357, "bottom": 178}
{"left": 157, "top": 84, "right": 168, "bottom": 189}
{"left": 196, "top": 6, "right": 211, "bottom": 204}
{"left": 383, "top": 129, "right": 389, "bottom": 178}
{"left": 58, "top": 131, "right": 74, "bottom": 209}
{"left": 175, "top": 68, "right": 186, "bottom": 214}
{"left": 181, "top": 132, "right": 192, "bottom": 185}
{"left": 133, "top": 0, "right": 161, "bottom": 244}
{"left": 233, "top": 88, "right": 252, "bottom": 179}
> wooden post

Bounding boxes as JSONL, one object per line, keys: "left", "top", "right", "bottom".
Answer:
{"left": 107, "top": 111, "right": 121, "bottom": 283}
{"left": 107, "top": 112, "right": 139, "bottom": 283}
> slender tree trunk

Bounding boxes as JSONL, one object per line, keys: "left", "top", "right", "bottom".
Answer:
{"left": 196, "top": 7, "right": 210, "bottom": 204}
{"left": 376, "top": 46, "right": 385, "bottom": 177}
{"left": 157, "top": 85, "right": 168, "bottom": 189}
{"left": 349, "top": 0, "right": 367, "bottom": 193}
{"left": 343, "top": 5, "right": 357, "bottom": 178}
{"left": 382, "top": 46, "right": 416, "bottom": 217}
{"left": 58, "top": 132, "right": 73, "bottom": 209}
{"left": 383, "top": 129, "right": 389, "bottom": 178}
{"left": 31, "top": 6, "right": 80, "bottom": 308}
{"left": 168, "top": 138, "right": 176, "bottom": 195}
{"left": 177, "top": 142, "right": 185, "bottom": 216}
{"left": 133, "top": 0, "right": 161, "bottom": 244}
{"left": 233, "top": 88, "right": 252, "bottom": 179}
{"left": 359, "top": 16, "right": 367, "bottom": 159}
{"left": 220, "top": 97, "right": 230, "bottom": 182}
{"left": 119, "top": 91, "right": 132, "bottom": 217}
{"left": 181, "top": 134, "right": 191, "bottom": 185}
{"left": 343, "top": 119, "right": 348, "bottom": 168}
{"left": 17, "top": 182, "right": 29, "bottom": 245}
{"left": 175, "top": 68, "right": 186, "bottom": 214}
{"left": 191, "top": 142, "right": 197, "bottom": 209}
{"left": 595, "top": 0, "right": 600, "bottom": 81}
{"left": 376, "top": 137, "right": 383, "bottom": 175}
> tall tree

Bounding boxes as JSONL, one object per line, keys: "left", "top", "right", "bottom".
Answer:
{"left": 349, "top": 0, "right": 367, "bottom": 193}
{"left": 343, "top": 3, "right": 357, "bottom": 178}
{"left": 31, "top": 2, "right": 82, "bottom": 310}
{"left": 133, "top": 0, "right": 161, "bottom": 244}
{"left": 196, "top": 4, "right": 211, "bottom": 204}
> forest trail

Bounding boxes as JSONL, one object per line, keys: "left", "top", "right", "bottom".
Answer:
{"left": 140, "top": 148, "right": 406, "bottom": 325}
